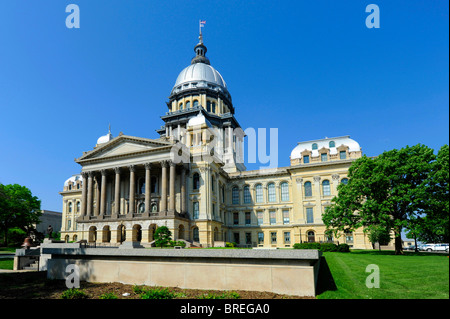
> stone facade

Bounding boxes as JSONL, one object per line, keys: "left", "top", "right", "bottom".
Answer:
{"left": 59, "top": 35, "right": 372, "bottom": 249}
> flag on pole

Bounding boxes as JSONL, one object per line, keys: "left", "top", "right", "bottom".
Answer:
{"left": 200, "top": 20, "right": 206, "bottom": 27}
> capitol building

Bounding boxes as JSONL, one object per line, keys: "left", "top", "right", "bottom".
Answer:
{"left": 59, "top": 33, "right": 371, "bottom": 249}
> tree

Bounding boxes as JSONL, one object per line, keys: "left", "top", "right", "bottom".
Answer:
{"left": 367, "top": 225, "right": 392, "bottom": 251}
{"left": 323, "top": 144, "right": 436, "bottom": 255}
{"left": 154, "top": 226, "right": 172, "bottom": 248}
{"left": 0, "top": 184, "right": 41, "bottom": 246}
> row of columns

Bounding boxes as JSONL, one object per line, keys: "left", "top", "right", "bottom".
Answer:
{"left": 80, "top": 161, "right": 187, "bottom": 218}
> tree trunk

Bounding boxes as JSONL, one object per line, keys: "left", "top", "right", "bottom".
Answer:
{"left": 394, "top": 227, "right": 403, "bottom": 255}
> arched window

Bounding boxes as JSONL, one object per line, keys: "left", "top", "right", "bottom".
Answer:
{"left": 193, "top": 227, "right": 200, "bottom": 242}
{"left": 255, "top": 184, "right": 263, "bottom": 203}
{"left": 304, "top": 182, "right": 312, "bottom": 197}
{"left": 243, "top": 185, "right": 251, "bottom": 204}
{"left": 76, "top": 201, "right": 80, "bottom": 213}
{"left": 322, "top": 180, "right": 331, "bottom": 196}
{"left": 280, "top": 182, "right": 289, "bottom": 201}
{"left": 307, "top": 231, "right": 315, "bottom": 243}
{"left": 193, "top": 173, "right": 200, "bottom": 190}
{"left": 329, "top": 141, "right": 335, "bottom": 148}
{"left": 138, "top": 203, "right": 145, "bottom": 214}
{"left": 186, "top": 101, "right": 191, "bottom": 109}
{"left": 207, "top": 101, "right": 211, "bottom": 112}
{"left": 312, "top": 143, "right": 318, "bottom": 150}
{"left": 68, "top": 202, "right": 72, "bottom": 213}
{"left": 179, "top": 103, "right": 183, "bottom": 110}
{"left": 212, "top": 102, "right": 216, "bottom": 113}
{"left": 341, "top": 178, "right": 349, "bottom": 185}
{"left": 232, "top": 187, "right": 239, "bottom": 205}
{"left": 68, "top": 184, "right": 72, "bottom": 190}
{"left": 268, "top": 183, "right": 276, "bottom": 202}
{"left": 193, "top": 100, "right": 199, "bottom": 108}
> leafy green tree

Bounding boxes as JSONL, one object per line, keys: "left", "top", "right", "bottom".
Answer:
{"left": 0, "top": 184, "right": 41, "bottom": 246}
{"left": 367, "top": 225, "right": 392, "bottom": 251}
{"left": 323, "top": 144, "right": 436, "bottom": 255}
{"left": 154, "top": 226, "right": 172, "bottom": 248}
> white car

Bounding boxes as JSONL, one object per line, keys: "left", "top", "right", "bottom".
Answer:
{"left": 420, "top": 243, "right": 449, "bottom": 252}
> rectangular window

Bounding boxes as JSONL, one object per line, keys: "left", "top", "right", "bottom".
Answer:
{"left": 268, "top": 184, "right": 276, "bottom": 202}
{"left": 245, "top": 232, "right": 252, "bottom": 245}
{"left": 340, "top": 151, "right": 347, "bottom": 160}
{"left": 233, "top": 232, "right": 240, "bottom": 245}
{"left": 321, "top": 153, "right": 328, "bottom": 162}
{"left": 257, "top": 211, "right": 263, "bottom": 225}
{"left": 193, "top": 202, "right": 199, "bottom": 219}
{"left": 232, "top": 187, "right": 239, "bottom": 205}
{"left": 233, "top": 212, "right": 239, "bottom": 225}
{"left": 281, "top": 183, "right": 289, "bottom": 201}
{"left": 212, "top": 203, "right": 216, "bottom": 219}
{"left": 283, "top": 210, "right": 290, "bottom": 224}
{"left": 306, "top": 207, "right": 314, "bottom": 224}
{"left": 269, "top": 210, "right": 276, "bottom": 225}
{"left": 303, "top": 155, "right": 310, "bottom": 164}
{"left": 67, "top": 219, "right": 72, "bottom": 230}
{"left": 245, "top": 212, "right": 251, "bottom": 225}
{"left": 258, "top": 232, "right": 264, "bottom": 245}
{"left": 284, "top": 231, "right": 291, "bottom": 244}
{"left": 255, "top": 185, "right": 263, "bottom": 203}
{"left": 271, "top": 232, "right": 277, "bottom": 244}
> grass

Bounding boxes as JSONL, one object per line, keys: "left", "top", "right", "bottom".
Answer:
{"left": 0, "top": 258, "right": 14, "bottom": 270}
{"left": 317, "top": 250, "right": 449, "bottom": 299}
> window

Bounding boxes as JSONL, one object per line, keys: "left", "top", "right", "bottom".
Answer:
{"left": 77, "top": 184, "right": 80, "bottom": 189}
{"left": 255, "top": 184, "right": 263, "bottom": 203}
{"left": 68, "top": 220, "right": 71, "bottom": 230}
{"left": 312, "top": 143, "right": 318, "bottom": 150}
{"left": 268, "top": 183, "right": 276, "bottom": 202}
{"left": 321, "top": 153, "right": 328, "bottom": 162}
{"left": 345, "top": 231, "right": 354, "bottom": 243}
{"left": 271, "top": 232, "right": 277, "bottom": 244}
{"left": 306, "top": 207, "right": 314, "bottom": 224}
{"left": 211, "top": 176, "right": 215, "bottom": 191}
{"left": 193, "top": 202, "right": 199, "bottom": 219}
{"left": 207, "top": 101, "right": 211, "bottom": 112}
{"left": 212, "top": 203, "right": 216, "bottom": 219}
{"left": 340, "top": 151, "right": 347, "bottom": 159}
{"left": 280, "top": 182, "right": 289, "bottom": 201}
{"left": 329, "top": 141, "right": 335, "bottom": 148}
{"left": 304, "top": 182, "right": 312, "bottom": 197}
{"left": 151, "top": 176, "right": 158, "bottom": 193}
{"left": 179, "top": 103, "right": 184, "bottom": 110}
{"left": 138, "top": 203, "right": 145, "bottom": 214}
{"left": 284, "top": 232, "right": 291, "bottom": 244}
{"left": 232, "top": 187, "right": 239, "bottom": 204}
{"left": 193, "top": 100, "right": 199, "bottom": 108}
{"left": 257, "top": 212, "right": 263, "bottom": 225}
{"left": 243, "top": 186, "right": 251, "bottom": 203}
{"left": 322, "top": 180, "right": 331, "bottom": 196}
{"left": 245, "top": 212, "right": 251, "bottom": 225}
{"left": 138, "top": 178, "right": 145, "bottom": 194}
{"left": 283, "top": 210, "right": 290, "bottom": 224}
{"left": 303, "top": 155, "right": 310, "bottom": 164}
{"left": 233, "top": 212, "right": 239, "bottom": 225}
{"left": 193, "top": 173, "right": 200, "bottom": 190}
{"left": 186, "top": 101, "right": 191, "bottom": 109}
{"left": 221, "top": 185, "right": 225, "bottom": 203}
{"left": 69, "top": 184, "right": 72, "bottom": 190}
{"left": 269, "top": 210, "right": 276, "bottom": 225}
{"left": 212, "top": 102, "right": 216, "bottom": 113}
{"left": 245, "top": 232, "right": 252, "bottom": 245}
{"left": 341, "top": 178, "right": 349, "bottom": 185}
{"left": 76, "top": 202, "right": 80, "bottom": 213}
{"left": 233, "top": 232, "right": 240, "bottom": 245}
{"left": 193, "top": 227, "right": 199, "bottom": 242}
{"left": 68, "top": 202, "right": 72, "bottom": 213}
{"left": 258, "top": 232, "right": 264, "bottom": 245}
{"left": 307, "top": 231, "right": 315, "bottom": 243}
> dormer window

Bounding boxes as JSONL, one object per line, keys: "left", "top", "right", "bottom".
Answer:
{"left": 321, "top": 153, "right": 328, "bottom": 162}
{"left": 329, "top": 141, "right": 335, "bottom": 148}
{"left": 312, "top": 143, "right": 318, "bottom": 150}
{"left": 303, "top": 155, "right": 310, "bottom": 164}
{"left": 340, "top": 151, "right": 347, "bottom": 159}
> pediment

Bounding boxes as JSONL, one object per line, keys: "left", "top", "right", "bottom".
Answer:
{"left": 76, "top": 135, "right": 172, "bottom": 162}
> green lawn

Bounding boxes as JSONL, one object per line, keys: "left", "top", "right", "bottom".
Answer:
{"left": 317, "top": 250, "right": 449, "bottom": 299}
{"left": 0, "top": 258, "right": 14, "bottom": 270}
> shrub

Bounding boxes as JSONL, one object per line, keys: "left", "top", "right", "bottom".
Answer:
{"left": 319, "top": 243, "right": 338, "bottom": 252}
{"left": 293, "top": 242, "right": 321, "bottom": 250}
{"left": 225, "top": 242, "right": 237, "bottom": 248}
{"left": 140, "top": 287, "right": 175, "bottom": 299}
{"left": 154, "top": 226, "right": 172, "bottom": 248}
{"left": 337, "top": 243, "right": 350, "bottom": 252}
{"left": 99, "top": 292, "right": 118, "bottom": 299}
{"left": 168, "top": 240, "right": 186, "bottom": 248}
{"left": 197, "top": 291, "right": 240, "bottom": 299}
{"left": 61, "top": 288, "right": 88, "bottom": 299}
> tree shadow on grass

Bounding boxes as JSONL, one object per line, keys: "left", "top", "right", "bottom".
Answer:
{"left": 316, "top": 256, "right": 337, "bottom": 295}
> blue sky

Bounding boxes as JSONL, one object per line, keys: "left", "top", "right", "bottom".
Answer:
{"left": 0, "top": 0, "right": 448, "bottom": 212}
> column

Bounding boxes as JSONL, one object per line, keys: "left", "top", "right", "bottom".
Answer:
{"left": 100, "top": 169, "right": 107, "bottom": 216}
{"left": 80, "top": 172, "right": 88, "bottom": 217}
{"left": 129, "top": 165, "right": 136, "bottom": 215}
{"left": 169, "top": 161, "right": 176, "bottom": 213}
{"left": 94, "top": 175, "right": 100, "bottom": 216}
{"left": 145, "top": 163, "right": 151, "bottom": 214}
{"left": 160, "top": 161, "right": 168, "bottom": 213}
{"left": 86, "top": 171, "right": 94, "bottom": 217}
{"left": 180, "top": 165, "right": 186, "bottom": 213}
{"left": 114, "top": 167, "right": 121, "bottom": 216}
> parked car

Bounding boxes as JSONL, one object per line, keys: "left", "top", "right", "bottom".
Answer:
{"left": 419, "top": 243, "right": 449, "bottom": 252}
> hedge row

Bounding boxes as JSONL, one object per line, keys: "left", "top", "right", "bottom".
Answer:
{"left": 293, "top": 242, "right": 350, "bottom": 252}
